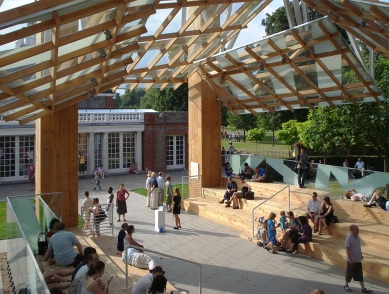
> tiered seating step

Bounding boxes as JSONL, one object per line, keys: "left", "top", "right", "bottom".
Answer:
{"left": 186, "top": 185, "right": 389, "bottom": 284}
{"left": 68, "top": 227, "right": 182, "bottom": 293}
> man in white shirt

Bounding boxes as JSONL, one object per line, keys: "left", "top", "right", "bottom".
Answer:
{"left": 156, "top": 172, "right": 164, "bottom": 206}
{"left": 131, "top": 266, "right": 165, "bottom": 294}
{"left": 354, "top": 158, "right": 365, "bottom": 176}
{"left": 305, "top": 192, "right": 322, "bottom": 232}
{"left": 74, "top": 252, "right": 99, "bottom": 280}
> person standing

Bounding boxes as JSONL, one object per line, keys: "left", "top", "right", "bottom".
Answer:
{"left": 145, "top": 171, "right": 152, "bottom": 207}
{"left": 78, "top": 151, "right": 86, "bottom": 177}
{"left": 106, "top": 187, "right": 114, "bottom": 226}
{"left": 148, "top": 172, "right": 159, "bottom": 210}
{"left": 165, "top": 175, "right": 173, "bottom": 212}
{"left": 25, "top": 161, "right": 35, "bottom": 191}
{"left": 90, "top": 198, "right": 102, "bottom": 237}
{"left": 354, "top": 158, "right": 365, "bottom": 177}
{"left": 116, "top": 183, "right": 129, "bottom": 222}
{"left": 156, "top": 172, "right": 164, "bottom": 206}
{"left": 344, "top": 225, "right": 373, "bottom": 293}
{"left": 92, "top": 170, "right": 101, "bottom": 191}
{"left": 82, "top": 191, "right": 93, "bottom": 233}
{"left": 296, "top": 148, "right": 309, "bottom": 188}
{"left": 172, "top": 187, "right": 182, "bottom": 230}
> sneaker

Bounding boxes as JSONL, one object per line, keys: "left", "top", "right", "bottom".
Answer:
{"left": 363, "top": 203, "right": 372, "bottom": 207}
{"left": 302, "top": 185, "right": 306, "bottom": 188}
{"left": 233, "top": 206, "right": 239, "bottom": 209}
{"left": 219, "top": 200, "right": 225, "bottom": 204}
{"left": 225, "top": 204, "right": 231, "bottom": 207}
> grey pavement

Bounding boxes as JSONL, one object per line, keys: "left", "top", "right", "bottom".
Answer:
{"left": 1, "top": 172, "right": 389, "bottom": 293}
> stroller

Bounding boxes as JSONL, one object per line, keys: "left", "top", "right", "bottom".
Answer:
{"left": 255, "top": 217, "right": 269, "bottom": 247}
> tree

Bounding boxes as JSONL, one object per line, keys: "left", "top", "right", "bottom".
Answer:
{"left": 221, "top": 105, "right": 228, "bottom": 127}
{"left": 154, "top": 84, "right": 188, "bottom": 111}
{"left": 299, "top": 108, "right": 346, "bottom": 163}
{"left": 275, "top": 120, "right": 301, "bottom": 151}
{"left": 227, "top": 113, "right": 257, "bottom": 142}
{"left": 140, "top": 88, "right": 158, "bottom": 109}
{"left": 115, "top": 89, "right": 145, "bottom": 108}
{"left": 247, "top": 128, "right": 266, "bottom": 153}
{"left": 257, "top": 113, "right": 282, "bottom": 146}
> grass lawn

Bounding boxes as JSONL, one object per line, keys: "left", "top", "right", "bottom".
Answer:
{"left": 0, "top": 202, "right": 6, "bottom": 240}
{"left": 221, "top": 131, "right": 290, "bottom": 157}
{"left": 132, "top": 183, "right": 190, "bottom": 200}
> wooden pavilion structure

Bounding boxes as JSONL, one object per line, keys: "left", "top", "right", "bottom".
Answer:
{"left": 0, "top": 0, "right": 387, "bottom": 225}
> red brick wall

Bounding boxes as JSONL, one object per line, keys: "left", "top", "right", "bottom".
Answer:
{"left": 143, "top": 112, "right": 188, "bottom": 172}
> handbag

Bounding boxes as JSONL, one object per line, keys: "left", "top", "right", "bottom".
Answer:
{"left": 245, "top": 191, "right": 254, "bottom": 200}
{"left": 330, "top": 215, "right": 339, "bottom": 223}
{"left": 96, "top": 210, "right": 107, "bottom": 223}
{"left": 37, "top": 232, "right": 47, "bottom": 255}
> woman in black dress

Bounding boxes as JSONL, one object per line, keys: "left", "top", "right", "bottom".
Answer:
{"left": 172, "top": 187, "right": 182, "bottom": 230}
{"left": 317, "top": 196, "right": 334, "bottom": 235}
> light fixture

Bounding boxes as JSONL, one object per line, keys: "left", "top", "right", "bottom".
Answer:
{"left": 305, "top": 50, "right": 310, "bottom": 57}
{"left": 90, "top": 77, "right": 98, "bottom": 86}
{"left": 87, "top": 89, "right": 94, "bottom": 98}
{"left": 159, "top": 113, "right": 164, "bottom": 118}
{"left": 103, "top": 30, "right": 112, "bottom": 40}
{"left": 98, "top": 48, "right": 107, "bottom": 58}
{"left": 259, "top": 64, "right": 264, "bottom": 71}
{"left": 281, "top": 58, "right": 286, "bottom": 64}
{"left": 360, "top": 21, "right": 366, "bottom": 27}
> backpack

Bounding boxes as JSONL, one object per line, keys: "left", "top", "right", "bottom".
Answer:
{"left": 256, "top": 217, "right": 269, "bottom": 244}
{"left": 68, "top": 275, "right": 85, "bottom": 294}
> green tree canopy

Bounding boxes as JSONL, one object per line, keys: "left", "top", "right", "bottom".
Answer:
{"left": 275, "top": 119, "right": 301, "bottom": 150}
{"left": 247, "top": 128, "right": 266, "bottom": 153}
{"left": 115, "top": 89, "right": 145, "bottom": 108}
{"left": 227, "top": 113, "right": 258, "bottom": 142}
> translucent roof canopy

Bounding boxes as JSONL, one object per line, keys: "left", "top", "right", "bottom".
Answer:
{"left": 194, "top": 17, "right": 384, "bottom": 114}
{"left": 0, "top": 0, "right": 272, "bottom": 124}
{"left": 0, "top": 0, "right": 386, "bottom": 124}
{"left": 303, "top": 0, "right": 389, "bottom": 59}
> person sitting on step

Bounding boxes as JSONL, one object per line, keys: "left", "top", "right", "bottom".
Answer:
{"left": 220, "top": 176, "right": 237, "bottom": 205}
{"left": 227, "top": 177, "right": 251, "bottom": 209}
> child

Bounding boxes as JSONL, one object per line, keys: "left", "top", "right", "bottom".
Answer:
{"left": 264, "top": 212, "right": 279, "bottom": 254}
{"left": 116, "top": 223, "right": 128, "bottom": 255}
{"left": 98, "top": 164, "right": 104, "bottom": 178}
{"left": 93, "top": 170, "right": 101, "bottom": 191}
{"left": 279, "top": 211, "right": 288, "bottom": 232}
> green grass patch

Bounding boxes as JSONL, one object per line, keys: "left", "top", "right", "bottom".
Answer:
{"left": 131, "top": 183, "right": 190, "bottom": 200}
{"left": 0, "top": 202, "right": 20, "bottom": 240}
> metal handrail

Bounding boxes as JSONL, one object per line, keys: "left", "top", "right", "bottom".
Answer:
{"left": 79, "top": 203, "right": 114, "bottom": 236}
{"left": 124, "top": 244, "right": 202, "bottom": 293}
{"left": 251, "top": 185, "right": 290, "bottom": 237}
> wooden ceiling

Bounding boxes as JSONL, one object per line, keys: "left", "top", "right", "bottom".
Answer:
{"left": 194, "top": 17, "right": 384, "bottom": 114}
{"left": 303, "top": 0, "right": 389, "bottom": 59}
{"left": 0, "top": 0, "right": 271, "bottom": 124}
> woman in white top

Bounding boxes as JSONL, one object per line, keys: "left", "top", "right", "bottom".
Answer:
{"left": 90, "top": 198, "right": 102, "bottom": 237}
{"left": 145, "top": 171, "right": 152, "bottom": 207}
{"left": 106, "top": 187, "right": 114, "bottom": 226}
{"left": 81, "top": 260, "right": 112, "bottom": 294}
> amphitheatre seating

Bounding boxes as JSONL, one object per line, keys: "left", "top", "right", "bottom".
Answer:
{"left": 184, "top": 180, "right": 388, "bottom": 284}
{"left": 65, "top": 227, "right": 183, "bottom": 293}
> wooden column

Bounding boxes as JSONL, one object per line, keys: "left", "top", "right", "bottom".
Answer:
{"left": 35, "top": 104, "right": 79, "bottom": 226}
{"left": 188, "top": 71, "right": 221, "bottom": 187}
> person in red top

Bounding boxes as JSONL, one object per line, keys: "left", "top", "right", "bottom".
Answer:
{"left": 46, "top": 218, "right": 60, "bottom": 242}
{"left": 116, "top": 183, "right": 129, "bottom": 222}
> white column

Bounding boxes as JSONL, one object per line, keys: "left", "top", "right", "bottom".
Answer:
{"left": 87, "top": 133, "right": 95, "bottom": 173}
{"left": 135, "top": 131, "right": 142, "bottom": 171}
{"left": 102, "top": 133, "right": 109, "bottom": 173}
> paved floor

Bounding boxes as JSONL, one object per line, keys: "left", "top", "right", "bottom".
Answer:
{"left": 1, "top": 172, "right": 388, "bottom": 293}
